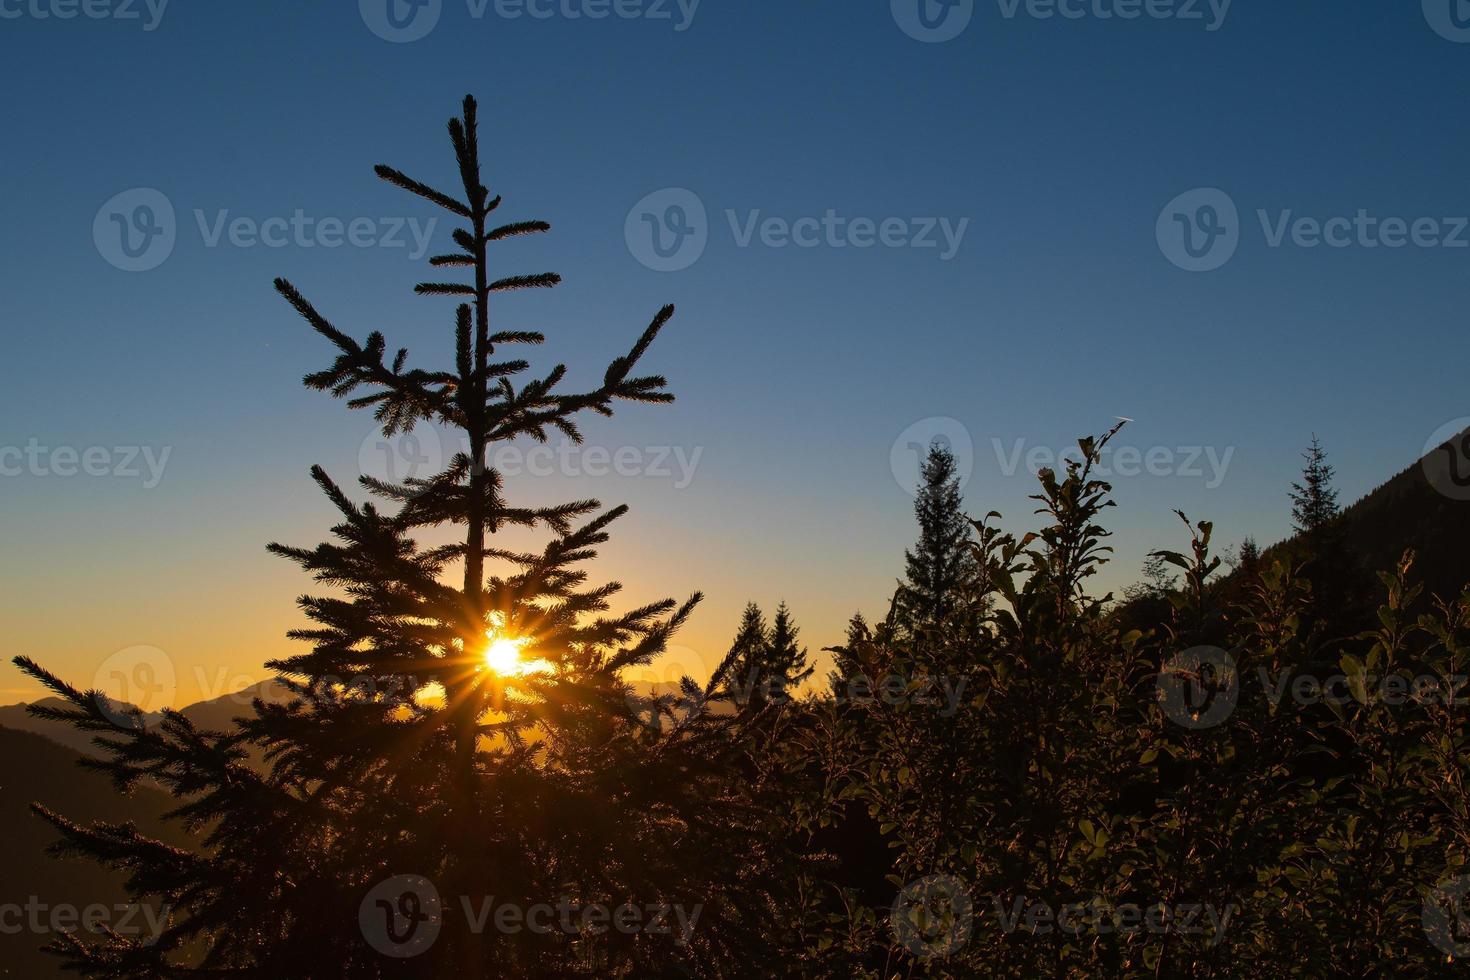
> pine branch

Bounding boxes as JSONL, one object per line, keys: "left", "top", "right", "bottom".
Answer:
{"left": 373, "top": 164, "right": 472, "bottom": 218}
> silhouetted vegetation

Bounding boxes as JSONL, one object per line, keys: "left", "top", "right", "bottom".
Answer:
{"left": 9, "top": 99, "right": 1470, "bottom": 978}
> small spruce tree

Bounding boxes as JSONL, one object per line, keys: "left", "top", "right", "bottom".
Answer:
{"left": 765, "top": 602, "right": 814, "bottom": 702}
{"left": 726, "top": 601, "right": 770, "bottom": 709}
{"left": 898, "top": 441, "right": 978, "bottom": 638}
{"left": 1290, "top": 434, "right": 1341, "bottom": 536}
{"left": 725, "top": 601, "right": 813, "bottom": 709}
{"left": 1238, "top": 535, "right": 1261, "bottom": 574}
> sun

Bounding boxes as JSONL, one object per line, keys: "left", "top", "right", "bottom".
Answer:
{"left": 479, "top": 612, "right": 553, "bottom": 677}
{"left": 483, "top": 635, "right": 530, "bottom": 676}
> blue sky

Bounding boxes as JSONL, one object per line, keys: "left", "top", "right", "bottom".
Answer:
{"left": 1, "top": 1, "right": 1468, "bottom": 701}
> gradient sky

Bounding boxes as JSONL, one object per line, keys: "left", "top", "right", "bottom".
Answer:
{"left": 2, "top": 1, "right": 1468, "bottom": 705}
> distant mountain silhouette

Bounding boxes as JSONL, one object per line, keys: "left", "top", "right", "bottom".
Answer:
{"left": 175, "top": 678, "right": 294, "bottom": 731}
{"left": 0, "top": 697, "right": 160, "bottom": 757}
{"left": 0, "top": 680, "right": 292, "bottom": 759}
{"left": 0, "top": 727, "right": 188, "bottom": 978}
{"left": 0, "top": 676, "right": 724, "bottom": 757}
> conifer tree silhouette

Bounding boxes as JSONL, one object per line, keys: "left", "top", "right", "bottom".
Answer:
{"left": 765, "top": 602, "right": 814, "bottom": 699}
{"left": 13, "top": 95, "right": 790, "bottom": 978}
{"left": 1290, "top": 434, "right": 1341, "bottom": 537}
{"left": 897, "top": 440, "right": 979, "bottom": 638}
{"left": 824, "top": 612, "right": 876, "bottom": 697}
{"left": 723, "top": 601, "right": 813, "bottom": 710}
{"left": 1238, "top": 535, "right": 1261, "bottom": 573}
{"left": 726, "top": 602, "right": 770, "bottom": 709}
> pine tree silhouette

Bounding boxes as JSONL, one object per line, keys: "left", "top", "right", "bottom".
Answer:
{"left": 1288, "top": 434, "right": 1367, "bottom": 632}
{"left": 764, "top": 602, "right": 814, "bottom": 701}
{"left": 12, "top": 95, "right": 791, "bottom": 978}
{"left": 824, "top": 612, "right": 872, "bottom": 696}
{"left": 897, "top": 441, "right": 979, "bottom": 638}
{"left": 726, "top": 602, "right": 769, "bottom": 709}
{"left": 1290, "top": 434, "right": 1341, "bottom": 537}
{"left": 723, "top": 601, "right": 813, "bottom": 710}
{"left": 1237, "top": 536, "right": 1261, "bottom": 574}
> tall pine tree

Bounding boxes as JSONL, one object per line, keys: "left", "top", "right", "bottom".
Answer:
{"left": 13, "top": 95, "right": 791, "bottom": 978}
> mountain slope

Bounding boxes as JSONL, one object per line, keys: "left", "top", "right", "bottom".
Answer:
{"left": 0, "top": 727, "right": 189, "bottom": 978}
{"left": 1328, "top": 426, "right": 1470, "bottom": 602}
{"left": 0, "top": 680, "right": 291, "bottom": 758}
{"left": 1112, "top": 431, "right": 1470, "bottom": 633}
{"left": 0, "top": 697, "right": 157, "bottom": 758}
